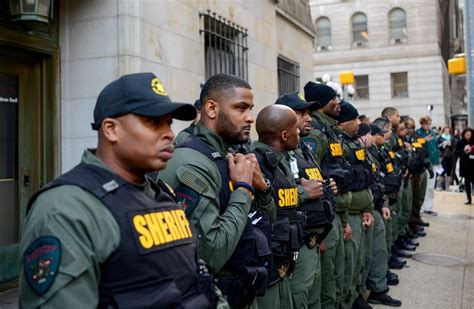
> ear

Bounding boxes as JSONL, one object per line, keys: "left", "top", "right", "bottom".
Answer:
{"left": 204, "top": 99, "right": 218, "bottom": 119}
{"left": 101, "top": 118, "right": 120, "bottom": 143}
{"left": 281, "top": 130, "right": 288, "bottom": 142}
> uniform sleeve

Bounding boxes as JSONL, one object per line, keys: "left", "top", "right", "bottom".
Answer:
{"left": 160, "top": 151, "right": 252, "bottom": 273}
{"left": 19, "top": 186, "right": 120, "bottom": 308}
{"left": 297, "top": 184, "right": 311, "bottom": 204}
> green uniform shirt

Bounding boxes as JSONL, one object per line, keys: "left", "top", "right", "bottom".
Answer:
{"left": 159, "top": 123, "right": 275, "bottom": 273}
{"left": 19, "top": 150, "right": 160, "bottom": 308}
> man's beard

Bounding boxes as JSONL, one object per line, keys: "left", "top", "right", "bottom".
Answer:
{"left": 216, "top": 110, "right": 250, "bottom": 145}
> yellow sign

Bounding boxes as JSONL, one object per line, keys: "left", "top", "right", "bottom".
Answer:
{"left": 278, "top": 188, "right": 298, "bottom": 208}
{"left": 339, "top": 71, "right": 355, "bottom": 85}
{"left": 330, "top": 143, "right": 343, "bottom": 157}
{"left": 133, "top": 209, "right": 193, "bottom": 249}
{"left": 151, "top": 77, "right": 168, "bottom": 96}
{"left": 448, "top": 56, "right": 466, "bottom": 75}
{"left": 305, "top": 167, "right": 323, "bottom": 181}
{"left": 355, "top": 149, "right": 365, "bottom": 161}
{"left": 386, "top": 163, "right": 394, "bottom": 173}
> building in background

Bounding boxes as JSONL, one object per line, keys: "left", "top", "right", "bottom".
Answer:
{"left": 0, "top": 0, "right": 315, "bottom": 288}
{"left": 309, "top": 0, "right": 464, "bottom": 126}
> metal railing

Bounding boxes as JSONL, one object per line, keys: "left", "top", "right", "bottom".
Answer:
{"left": 200, "top": 10, "right": 248, "bottom": 80}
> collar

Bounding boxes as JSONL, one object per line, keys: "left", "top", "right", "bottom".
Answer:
{"left": 194, "top": 123, "right": 230, "bottom": 156}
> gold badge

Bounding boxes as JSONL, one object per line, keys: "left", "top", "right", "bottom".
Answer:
{"left": 298, "top": 92, "right": 306, "bottom": 101}
{"left": 151, "top": 78, "right": 168, "bottom": 96}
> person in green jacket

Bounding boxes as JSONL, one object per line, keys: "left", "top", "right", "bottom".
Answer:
{"left": 302, "top": 82, "right": 351, "bottom": 309}
{"left": 19, "top": 73, "right": 217, "bottom": 308}
{"left": 160, "top": 73, "right": 275, "bottom": 308}
{"left": 334, "top": 102, "right": 374, "bottom": 309}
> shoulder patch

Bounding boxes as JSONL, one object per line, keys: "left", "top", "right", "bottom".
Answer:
{"left": 175, "top": 186, "right": 200, "bottom": 215}
{"left": 301, "top": 137, "right": 317, "bottom": 153}
{"left": 24, "top": 236, "right": 61, "bottom": 295}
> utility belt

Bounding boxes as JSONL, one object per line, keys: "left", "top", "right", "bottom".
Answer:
{"left": 349, "top": 164, "right": 372, "bottom": 191}
{"left": 215, "top": 266, "right": 268, "bottom": 306}
{"left": 322, "top": 164, "right": 352, "bottom": 194}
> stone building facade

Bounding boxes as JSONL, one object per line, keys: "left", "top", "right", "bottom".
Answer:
{"left": 309, "top": 0, "right": 464, "bottom": 126}
{"left": 0, "top": 0, "right": 315, "bottom": 285}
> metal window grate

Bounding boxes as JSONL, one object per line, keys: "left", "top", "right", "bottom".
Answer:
{"left": 277, "top": 55, "right": 300, "bottom": 96}
{"left": 200, "top": 10, "right": 248, "bottom": 80}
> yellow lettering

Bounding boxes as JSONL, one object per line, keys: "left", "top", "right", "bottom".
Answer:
{"left": 386, "top": 163, "right": 394, "bottom": 173}
{"left": 144, "top": 213, "right": 165, "bottom": 245}
{"left": 155, "top": 212, "right": 174, "bottom": 243}
{"left": 305, "top": 168, "right": 323, "bottom": 180}
{"left": 133, "top": 215, "right": 154, "bottom": 249}
{"left": 278, "top": 189, "right": 285, "bottom": 207}
{"left": 372, "top": 163, "right": 377, "bottom": 172}
{"left": 389, "top": 151, "right": 395, "bottom": 159}
{"left": 355, "top": 149, "right": 365, "bottom": 161}
{"left": 398, "top": 138, "right": 403, "bottom": 147}
{"left": 330, "top": 143, "right": 342, "bottom": 157}
{"left": 176, "top": 209, "right": 193, "bottom": 237}
{"left": 163, "top": 211, "right": 180, "bottom": 241}
{"left": 170, "top": 210, "right": 186, "bottom": 239}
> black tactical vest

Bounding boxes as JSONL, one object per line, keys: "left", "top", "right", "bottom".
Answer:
{"left": 311, "top": 121, "right": 353, "bottom": 194}
{"left": 28, "top": 163, "right": 210, "bottom": 308}
{"left": 377, "top": 146, "right": 402, "bottom": 194}
{"left": 293, "top": 147, "right": 335, "bottom": 238}
{"left": 367, "top": 147, "right": 387, "bottom": 210}
{"left": 253, "top": 147, "right": 305, "bottom": 286}
{"left": 176, "top": 137, "right": 271, "bottom": 306}
{"left": 341, "top": 137, "right": 373, "bottom": 192}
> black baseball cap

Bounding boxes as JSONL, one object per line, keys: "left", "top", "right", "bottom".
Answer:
{"left": 370, "top": 124, "right": 386, "bottom": 135}
{"left": 91, "top": 72, "right": 197, "bottom": 130}
{"left": 275, "top": 92, "right": 320, "bottom": 111}
{"left": 357, "top": 123, "right": 371, "bottom": 137}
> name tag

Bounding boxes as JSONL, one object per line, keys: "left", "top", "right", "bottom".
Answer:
{"left": 398, "top": 138, "right": 403, "bottom": 147}
{"left": 305, "top": 167, "right": 323, "bottom": 180}
{"left": 355, "top": 149, "right": 365, "bottom": 161}
{"left": 330, "top": 143, "right": 343, "bottom": 157}
{"left": 386, "top": 163, "right": 394, "bottom": 173}
{"left": 278, "top": 187, "right": 298, "bottom": 208}
{"left": 131, "top": 209, "right": 193, "bottom": 254}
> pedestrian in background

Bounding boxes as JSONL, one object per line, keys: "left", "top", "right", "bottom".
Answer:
{"left": 455, "top": 128, "right": 474, "bottom": 205}
{"left": 416, "top": 116, "right": 439, "bottom": 215}
{"left": 437, "top": 127, "right": 454, "bottom": 190}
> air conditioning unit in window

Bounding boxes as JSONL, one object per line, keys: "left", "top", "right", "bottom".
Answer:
{"left": 353, "top": 41, "right": 366, "bottom": 47}
{"left": 317, "top": 45, "right": 332, "bottom": 51}
{"left": 390, "top": 37, "right": 407, "bottom": 44}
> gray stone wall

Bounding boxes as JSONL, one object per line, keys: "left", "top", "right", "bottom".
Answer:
{"left": 59, "top": 0, "right": 314, "bottom": 172}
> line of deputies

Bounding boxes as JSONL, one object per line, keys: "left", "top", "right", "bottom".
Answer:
{"left": 19, "top": 72, "right": 431, "bottom": 308}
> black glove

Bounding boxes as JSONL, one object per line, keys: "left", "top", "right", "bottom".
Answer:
{"left": 428, "top": 168, "right": 434, "bottom": 179}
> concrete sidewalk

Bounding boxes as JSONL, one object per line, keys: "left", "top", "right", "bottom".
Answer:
{"left": 373, "top": 191, "right": 474, "bottom": 309}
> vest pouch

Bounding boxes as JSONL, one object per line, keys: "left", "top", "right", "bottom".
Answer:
{"left": 99, "top": 276, "right": 182, "bottom": 309}
{"left": 219, "top": 266, "right": 268, "bottom": 307}
{"left": 271, "top": 214, "right": 290, "bottom": 257}
{"left": 288, "top": 222, "right": 301, "bottom": 254}
{"left": 350, "top": 165, "right": 370, "bottom": 191}
{"left": 382, "top": 174, "right": 401, "bottom": 194}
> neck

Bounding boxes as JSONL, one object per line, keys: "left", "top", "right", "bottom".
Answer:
{"left": 96, "top": 148, "right": 144, "bottom": 184}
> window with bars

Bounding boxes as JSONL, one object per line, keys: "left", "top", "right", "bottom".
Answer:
{"left": 354, "top": 75, "right": 369, "bottom": 99}
{"left": 277, "top": 56, "right": 300, "bottom": 96}
{"left": 391, "top": 72, "right": 408, "bottom": 98}
{"left": 200, "top": 10, "right": 248, "bottom": 80}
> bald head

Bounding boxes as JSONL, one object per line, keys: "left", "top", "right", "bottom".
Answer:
{"left": 256, "top": 105, "right": 299, "bottom": 152}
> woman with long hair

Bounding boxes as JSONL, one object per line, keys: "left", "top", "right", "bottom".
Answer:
{"left": 455, "top": 128, "right": 474, "bottom": 204}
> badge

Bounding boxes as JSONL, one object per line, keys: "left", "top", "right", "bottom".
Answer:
{"left": 24, "top": 236, "right": 61, "bottom": 295}
{"left": 175, "top": 186, "right": 199, "bottom": 215}
{"left": 151, "top": 77, "right": 168, "bottom": 96}
{"left": 301, "top": 138, "right": 317, "bottom": 153}
{"left": 298, "top": 92, "right": 306, "bottom": 102}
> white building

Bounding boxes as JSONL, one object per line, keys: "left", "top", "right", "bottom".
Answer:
{"left": 309, "top": 0, "right": 463, "bottom": 126}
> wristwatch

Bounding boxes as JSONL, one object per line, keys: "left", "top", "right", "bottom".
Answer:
{"left": 260, "top": 178, "right": 272, "bottom": 194}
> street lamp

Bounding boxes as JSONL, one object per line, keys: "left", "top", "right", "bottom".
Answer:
{"left": 9, "top": 0, "right": 53, "bottom": 24}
